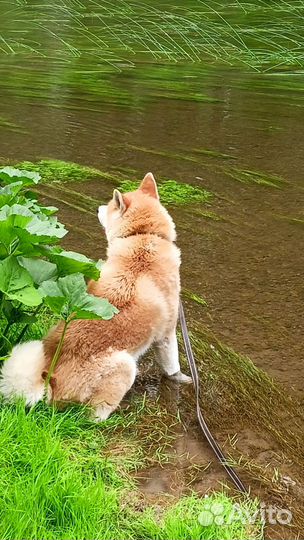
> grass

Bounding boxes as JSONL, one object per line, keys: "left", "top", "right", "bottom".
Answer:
{"left": 0, "top": 402, "right": 121, "bottom": 540}
{"left": 2, "top": 1, "right": 304, "bottom": 70}
{"left": 0, "top": 312, "right": 262, "bottom": 540}
{"left": 120, "top": 179, "right": 212, "bottom": 205}
{"left": 15, "top": 160, "right": 107, "bottom": 184}
{"left": 182, "top": 323, "right": 304, "bottom": 532}
{"left": 222, "top": 167, "right": 286, "bottom": 188}
{"left": 132, "top": 493, "right": 262, "bottom": 540}
{"left": 0, "top": 399, "right": 261, "bottom": 540}
{"left": 14, "top": 158, "right": 287, "bottom": 197}
{"left": 183, "top": 289, "right": 208, "bottom": 307}
{"left": 186, "top": 325, "right": 304, "bottom": 466}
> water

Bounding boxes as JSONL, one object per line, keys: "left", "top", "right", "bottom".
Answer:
{"left": 1, "top": 4, "right": 304, "bottom": 536}
{"left": 1, "top": 49, "right": 303, "bottom": 395}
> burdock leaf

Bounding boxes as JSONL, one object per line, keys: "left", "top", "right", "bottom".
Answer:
{"left": 9, "top": 286, "right": 42, "bottom": 306}
{"left": 0, "top": 182, "right": 24, "bottom": 207}
{"left": 26, "top": 215, "right": 67, "bottom": 241}
{"left": 48, "top": 250, "right": 100, "bottom": 280}
{"left": 0, "top": 167, "right": 40, "bottom": 186}
{"left": 38, "top": 279, "right": 66, "bottom": 315}
{"left": 18, "top": 257, "right": 57, "bottom": 285}
{"left": 39, "top": 273, "right": 118, "bottom": 320}
{"left": 73, "top": 295, "right": 119, "bottom": 320}
{"left": 0, "top": 256, "right": 42, "bottom": 307}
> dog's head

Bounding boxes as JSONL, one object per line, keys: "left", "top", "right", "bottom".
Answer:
{"left": 98, "top": 173, "right": 176, "bottom": 243}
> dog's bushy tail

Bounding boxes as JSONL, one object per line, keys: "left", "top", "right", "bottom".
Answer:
{"left": 0, "top": 341, "right": 46, "bottom": 405}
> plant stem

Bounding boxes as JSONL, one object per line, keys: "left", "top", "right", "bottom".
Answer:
{"left": 45, "top": 318, "right": 69, "bottom": 391}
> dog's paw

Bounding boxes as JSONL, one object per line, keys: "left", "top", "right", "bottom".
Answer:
{"left": 166, "top": 371, "right": 192, "bottom": 384}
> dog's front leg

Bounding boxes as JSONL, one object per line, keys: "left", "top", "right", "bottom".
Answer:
{"left": 155, "top": 330, "right": 192, "bottom": 383}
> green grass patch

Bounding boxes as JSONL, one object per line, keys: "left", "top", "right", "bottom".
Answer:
{"left": 132, "top": 493, "right": 262, "bottom": 540}
{"left": 183, "top": 289, "right": 208, "bottom": 307}
{"left": 2, "top": 1, "right": 304, "bottom": 70}
{"left": 0, "top": 402, "right": 123, "bottom": 540}
{"left": 187, "top": 325, "right": 304, "bottom": 468}
{"left": 15, "top": 160, "right": 110, "bottom": 184}
{"left": 0, "top": 311, "right": 263, "bottom": 540}
{"left": 120, "top": 179, "right": 212, "bottom": 206}
{"left": 0, "top": 400, "right": 261, "bottom": 540}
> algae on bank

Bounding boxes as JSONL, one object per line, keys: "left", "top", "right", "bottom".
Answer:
{"left": 15, "top": 159, "right": 109, "bottom": 184}
{"left": 120, "top": 178, "right": 212, "bottom": 205}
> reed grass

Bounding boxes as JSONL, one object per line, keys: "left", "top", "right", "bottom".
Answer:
{"left": 1, "top": 1, "right": 304, "bottom": 71}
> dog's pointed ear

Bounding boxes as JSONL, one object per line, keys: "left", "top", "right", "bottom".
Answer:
{"left": 113, "top": 189, "right": 127, "bottom": 214}
{"left": 139, "top": 172, "right": 159, "bottom": 199}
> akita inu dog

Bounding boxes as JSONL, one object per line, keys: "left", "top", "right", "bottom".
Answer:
{"left": 0, "top": 173, "right": 191, "bottom": 420}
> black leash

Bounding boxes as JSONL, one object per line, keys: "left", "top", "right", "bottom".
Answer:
{"left": 179, "top": 301, "right": 247, "bottom": 493}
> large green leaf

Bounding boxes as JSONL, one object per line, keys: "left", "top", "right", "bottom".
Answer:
{"left": 18, "top": 257, "right": 57, "bottom": 285}
{"left": 0, "top": 203, "right": 34, "bottom": 221}
{"left": 0, "top": 219, "right": 19, "bottom": 257}
{"left": 0, "top": 217, "right": 44, "bottom": 258}
{"left": 0, "top": 182, "right": 24, "bottom": 208}
{"left": 0, "top": 206, "right": 32, "bottom": 228}
{"left": 74, "top": 295, "right": 119, "bottom": 320}
{"left": 0, "top": 167, "right": 40, "bottom": 186}
{"left": 26, "top": 215, "right": 67, "bottom": 241}
{"left": 0, "top": 256, "right": 33, "bottom": 290}
{"left": 48, "top": 250, "right": 100, "bottom": 280}
{"left": 10, "top": 286, "right": 42, "bottom": 306}
{"left": 0, "top": 218, "right": 45, "bottom": 259}
{"left": 0, "top": 207, "right": 67, "bottom": 254}
{"left": 39, "top": 273, "right": 118, "bottom": 320}
{"left": 0, "top": 256, "right": 42, "bottom": 307}
{"left": 41, "top": 295, "right": 67, "bottom": 315}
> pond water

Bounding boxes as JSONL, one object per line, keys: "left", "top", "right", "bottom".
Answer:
{"left": 1, "top": 46, "right": 303, "bottom": 396}
{"left": 1, "top": 4, "right": 304, "bottom": 537}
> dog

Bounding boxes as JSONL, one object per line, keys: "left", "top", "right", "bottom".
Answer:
{"left": 0, "top": 173, "right": 191, "bottom": 420}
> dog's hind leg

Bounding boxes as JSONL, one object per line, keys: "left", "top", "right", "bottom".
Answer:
{"left": 155, "top": 330, "right": 192, "bottom": 383}
{"left": 89, "top": 351, "right": 136, "bottom": 422}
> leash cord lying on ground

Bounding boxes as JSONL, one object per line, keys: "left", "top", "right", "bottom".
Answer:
{"left": 179, "top": 301, "right": 247, "bottom": 493}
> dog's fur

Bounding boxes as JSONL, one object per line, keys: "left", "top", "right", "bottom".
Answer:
{"left": 0, "top": 173, "right": 190, "bottom": 420}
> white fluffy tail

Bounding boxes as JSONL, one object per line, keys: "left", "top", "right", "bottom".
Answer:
{"left": 0, "top": 341, "right": 46, "bottom": 406}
